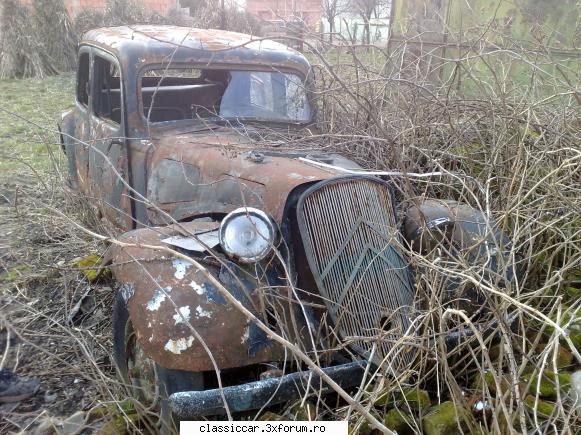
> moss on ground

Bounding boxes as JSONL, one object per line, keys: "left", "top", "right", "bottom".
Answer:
{"left": 422, "top": 401, "right": 470, "bottom": 435}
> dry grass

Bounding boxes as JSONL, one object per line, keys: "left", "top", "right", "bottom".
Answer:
{"left": 0, "top": 175, "right": 120, "bottom": 432}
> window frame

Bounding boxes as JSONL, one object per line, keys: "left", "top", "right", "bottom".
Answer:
{"left": 90, "top": 48, "right": 124, "bottom": 127}
{"left": 76, "top": 47, "right": 91, "bottom": 108}
{"left": 137, "top": 63, "right": 311, "bottom": 127}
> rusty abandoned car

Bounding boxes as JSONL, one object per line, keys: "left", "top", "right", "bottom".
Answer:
{"left": 58, "top": 25, "right": 515, "bottom": 429}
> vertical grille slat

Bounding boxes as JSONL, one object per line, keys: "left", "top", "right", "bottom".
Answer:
{"left": 298, "top": 177, "right": 415, "bottom": 371}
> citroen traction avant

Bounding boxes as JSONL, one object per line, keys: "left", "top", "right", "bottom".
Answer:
{"left": 59, "top": 25, "right": 513, "bottom": 431}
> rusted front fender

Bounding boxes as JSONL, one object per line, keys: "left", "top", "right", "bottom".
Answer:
{"left": 105, "top": 221, "right": 285, "bottom": 372}
{"left": 403, "top": 198, "right": 511, "bottom": 255}
{"left": 403, "top": 198, "right": 518, "bottom": 313}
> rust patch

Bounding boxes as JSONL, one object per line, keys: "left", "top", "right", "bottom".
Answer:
{"left": 147, "top": 135, "right": 339, "bottom": 224}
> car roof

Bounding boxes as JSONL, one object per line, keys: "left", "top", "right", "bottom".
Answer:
{"left": 81, "top": 25, "right": 311, "bottom": 76}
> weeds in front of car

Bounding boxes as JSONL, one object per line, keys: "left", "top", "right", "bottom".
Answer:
{"left": 0, "top": 10, "right": 580, "bottom": 435}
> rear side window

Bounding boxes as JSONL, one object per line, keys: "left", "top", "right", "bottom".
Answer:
{"left": 77, "top": 52, "right": 90, "bottom": 107}
{"left": 92, "top": 55, "right": 122, "bottom": 124}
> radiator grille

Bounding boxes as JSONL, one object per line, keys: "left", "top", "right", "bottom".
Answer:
{"left": 297, "top": 177, "right": 415, "bottom": 370}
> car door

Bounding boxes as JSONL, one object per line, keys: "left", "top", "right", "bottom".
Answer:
{"left": 87, "top": 50, "right": 133, "bottom": 230}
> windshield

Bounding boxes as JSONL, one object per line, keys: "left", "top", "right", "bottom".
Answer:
{"left": 141, "top": 68, "right": 311, "bottom": 124}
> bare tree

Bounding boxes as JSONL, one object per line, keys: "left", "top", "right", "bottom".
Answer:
{"left": 321, "top": 0, "right": 348, "bottom": 43}
{"left": 351, "top": 0, "right": 383, "bottom": 44}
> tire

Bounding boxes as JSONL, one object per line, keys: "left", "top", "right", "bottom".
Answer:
{"left": 112, "top": 290, "right": 203, "bottom": 434}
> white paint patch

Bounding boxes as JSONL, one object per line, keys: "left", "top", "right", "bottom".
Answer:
{"left": 189, "top": 280, "right": 205, "bottom": 295}
{"left": 195, "top": 305, "right": 212, "bottom": 318}
{"left": 173, "top": 306, "right": 191, "bottom": 325}
{"left": 146, "top": 286, "right": 172, "bottom": 311}
{"left": 241, "top": 326, "right": 250, "bottom": 344}
{"left": 120, "top": 283, "right": 135, "bottom": 303}
{"left": 164, "top": 336, "right": 195, "bottom": 354}
{"left": 173, "top": 259, "right": 192, "bottom": 280}
{"left": 288, "top": 172, "right": 316, "bottom": 180}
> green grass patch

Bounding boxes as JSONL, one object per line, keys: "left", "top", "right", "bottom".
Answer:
{"left": 0, "top": 74, "right": 75, "bottom": 171}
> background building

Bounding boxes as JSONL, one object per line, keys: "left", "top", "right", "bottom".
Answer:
{"left": 245, "top": 0, "right": 322, "bottom": 29}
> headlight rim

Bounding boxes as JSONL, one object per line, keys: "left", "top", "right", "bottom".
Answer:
{"left": 218, "top": 207, "right": 277, "bottom": 263}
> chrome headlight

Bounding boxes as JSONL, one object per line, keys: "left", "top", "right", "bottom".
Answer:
{"left": 219, "top": 207, "right": 277, "bottom": 263}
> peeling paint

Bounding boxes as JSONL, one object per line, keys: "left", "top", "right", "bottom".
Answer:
{"left": 203, "top": 282, "right": 227, "bottom": 305}
{"left": 173, "top": 306, "right": 191, "bottom": 325}
{"left": 288, "top": 172, "right": 316, "bottom": 180}
{"left": 120, "top": 282, "right": 135, "bottom": 302}
{"left": 146, "top": 286, "right": 172, "bottom": 311}
{"left": 241, "top": 326, "right": 249, "bottom": 344}
{"left": 247, "top": 320, "right": 272, "bottom": 357}
{"left": 164, "top": 336, "right": 195, "bottom": 354}
{"left": 195, "top": 305, "right": 212, "bottom": 318}
{"left": 188, "top": 279, "right": 226, "bottom": 304}
{"left": 190, "top": 280, "right": 205, "bottom": 295}
{"left": 173, "top": 259, "right": 192, "bottom": 280}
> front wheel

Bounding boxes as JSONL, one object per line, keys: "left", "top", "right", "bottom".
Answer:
{"left": 112, "top": 290, "right": 203, "bottom": 434}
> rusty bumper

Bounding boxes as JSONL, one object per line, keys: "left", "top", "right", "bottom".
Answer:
{"left": 169, "top": 361, "right": 367, "bottom": 418}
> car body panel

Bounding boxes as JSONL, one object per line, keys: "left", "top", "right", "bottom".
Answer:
{"left": 60, "top": 25, "right": 328, "bottom": 230}
{"left": 146, "top": 131, "right": 342, "bottom": 225}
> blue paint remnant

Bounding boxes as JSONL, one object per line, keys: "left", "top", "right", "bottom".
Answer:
{"left": 202, "top": 282, "right": 227, "bottom": 305}
{"left": 299, "top": 304, "right": 319, "bottom": 335}
{"left": 218, "top": 260, "right": 256, "bottom": 304}
{"left": 247, "top": 320, "right": 272, "bottom": 357}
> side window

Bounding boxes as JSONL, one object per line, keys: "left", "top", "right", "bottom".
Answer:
{"left": 92, "top": 55, "right": 122, "bottom": 124}
{"left": 77, "top": 52, "right": 90, "bottom": 107}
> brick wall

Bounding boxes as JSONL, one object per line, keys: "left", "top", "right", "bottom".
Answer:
{"left": 19, "top": 0, "right": 179, "bottom": 17}
{"left": 246, "top": 0, "right": 321, "bottom": 28}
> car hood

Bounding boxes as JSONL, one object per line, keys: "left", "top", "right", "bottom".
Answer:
{"left": 146, "top": 128, "right": 360, "bottom": 224}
